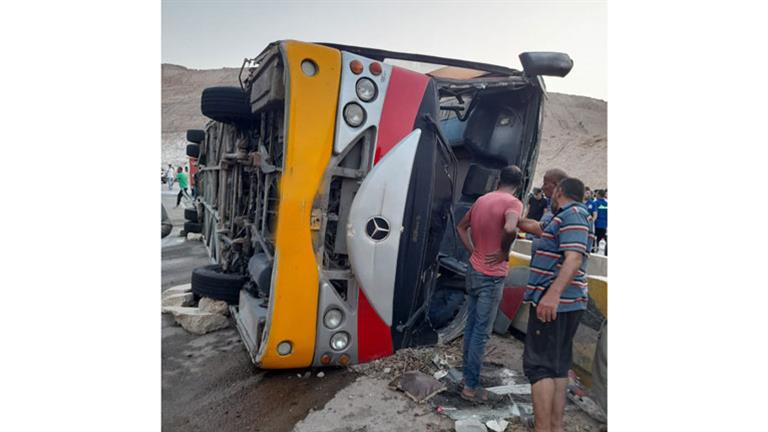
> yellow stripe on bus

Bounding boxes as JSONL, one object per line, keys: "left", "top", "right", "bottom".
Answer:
{"left": 260, "top": 41, "right": 341, "bottom": 368}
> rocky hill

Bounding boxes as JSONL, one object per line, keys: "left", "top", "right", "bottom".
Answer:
{"left": 535, "top": 93, "right": 607, "bottom": 189}
{"left": 162, "top": 64, "right": 606, "bottom": 188}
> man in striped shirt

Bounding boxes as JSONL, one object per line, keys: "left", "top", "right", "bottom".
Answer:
{"left": 517, "top": 177, "right": 594, "bottom": 432}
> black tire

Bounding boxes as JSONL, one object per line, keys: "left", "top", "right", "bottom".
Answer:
{"left": 186, "top": 129, "right": 205, "bottom": 144}
{"left": 186, "top": 144, "right": 200, "bottom": 158}
{"left": 184, "top": 221, "right": 202, "bottom": 233}
{"left": 201, "top": 86, "right": 251, "bottom": 123}
{"left": 191, "top": 265, "right": 248, "bottom": 305}
{"left": 184, "top": 208, "right": 198, "bottom": 222}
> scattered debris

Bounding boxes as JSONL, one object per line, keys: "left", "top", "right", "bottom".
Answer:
{"left": 485, "top": 418, "right": 508, "bottom": 432}
{"left": 436, "top": 406, "right": 457, "bottom": 414}
{"left": 393, "top": 371, "right": 446, "bottom": 403}
{"left": 439, "top": 402, "right": 532, "bottom": 423}
{"left": 500, "top": 369, "right": 516, "bottom": 378}
{"left": 454, "top": 418, "right": 487, "bottom": 432}
{"left": 317, "top": 371, "right": 325, "bottom": 378}
{"left": 567, "top": 384, "right": 607, "bottom": 424}
{"left": 445, "top": 368, "right": 464, "bottom": 385}
{"left": 432, "top": 353, "right": 452, "bottom": 369}
{"left": 431, "top": 364, "right": 537, "bottom": 425}
{"left": 299, "top": 334, "right": 601, "bottom": 431}
{"left": 350, "top": 338, "right": 464, "bottom": 380}
{"left": 198, "top": 297, "right": 229, "bottom": 316}
{"left": 484, "top": 383, "right": 531, "bottom": 395}
{"left": 303, "top": 371, "right": 311, "bottom": 379}
{"left": 434, "top": 370, "right": 449, "bottom": 380}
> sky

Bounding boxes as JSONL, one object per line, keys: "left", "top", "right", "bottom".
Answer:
{"left": 162, "top": 1, "right": 606, "bottom": 100}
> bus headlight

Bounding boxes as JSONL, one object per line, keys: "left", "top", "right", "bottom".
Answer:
{"left": 330, "top": 332, "right": 350, "bottom": 351}
{"left": 323, "top": 308, "right": 344, "bottom": 329}
{"left": 343, "top": 103, "right": 366, "bottom": 127}
{"left": 355, "top": 78, "right": 377, "bottom": 102}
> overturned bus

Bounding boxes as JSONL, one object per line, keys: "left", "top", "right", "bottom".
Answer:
{"left": 183, "top": 40, "right": 573, "bottom": 369}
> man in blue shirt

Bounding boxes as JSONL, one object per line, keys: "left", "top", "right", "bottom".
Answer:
{"left": 517, "top": 177, "right": 594, "bottom": 432}
{"left": 592, "top": 189, "right": 608, "bottom": 255}
{"left": 584, "top": 187, "right": 595, "bottom": 211}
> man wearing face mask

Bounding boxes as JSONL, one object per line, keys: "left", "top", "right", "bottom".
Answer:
{"left": 516, "top": 177, "right": 594, "bottom": 432}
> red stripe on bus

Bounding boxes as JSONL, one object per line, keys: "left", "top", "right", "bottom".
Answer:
{"left": 374, "top": 67, "right": 430, "bottom": 163}
{"left": 357, "top": 289, "right": 393, "bottom": 363}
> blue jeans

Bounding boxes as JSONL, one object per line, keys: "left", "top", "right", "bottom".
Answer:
{"left": 462, "top": 266, "right": 505, "bottom": 389}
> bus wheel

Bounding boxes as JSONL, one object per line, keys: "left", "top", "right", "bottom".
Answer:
{"left": 186, "top": 129, "right": 205, "bottom": 144}
{"left": 201, "top": 86, "right": 251, "bottom": 124}
{"left": 184, "top": 221, "right": 202, "bottom": 234}
{"left": 186, "top": 144, "right": 200, "bottom": 158}
{"left": 191, "top": 265, "right": 248, "bottom": 305}
{"left": 184, "top": 208, "right": 198, "bottom": 222}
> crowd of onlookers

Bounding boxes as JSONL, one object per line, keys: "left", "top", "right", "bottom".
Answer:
{"left": 526, "top": 184, "right": 608, "bottom": 255}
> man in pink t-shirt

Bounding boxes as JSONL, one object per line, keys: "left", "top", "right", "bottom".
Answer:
{"left": 456, "top": 165, "right": 524, "bottom": 403}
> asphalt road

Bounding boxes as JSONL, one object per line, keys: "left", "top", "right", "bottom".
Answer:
{"left": 161, "top": 188, "right": 357, "bottom": 432}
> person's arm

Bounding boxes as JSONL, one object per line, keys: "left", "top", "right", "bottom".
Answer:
{"left": 456, "top": 209, "right": 474, "bottom": 255}
{"left": 517, "top": 217, "right": 544, "bottom": 237}
{"left": 501, "top": 209, "right": 519, "bottom": 251}
{"left": 484, "top": 209, "right": 520, "bottom": 265}
{"left": 536, "top": 251, "right": 583, "bottom": 322}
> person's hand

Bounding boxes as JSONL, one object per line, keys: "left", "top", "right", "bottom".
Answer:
{"left": 484, "top": 249, "right": 508, "bottom": 265}
{"left": 536, "top": 291, "right": 560, "bottom": 322}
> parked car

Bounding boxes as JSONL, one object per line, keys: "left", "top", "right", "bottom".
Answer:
{"left": 187, "top": 40, "right": 572, "bottom": 369}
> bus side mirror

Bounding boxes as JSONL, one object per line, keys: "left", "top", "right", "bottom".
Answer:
{"left": 519, "top": 52, "right": 573, "bottom": 77}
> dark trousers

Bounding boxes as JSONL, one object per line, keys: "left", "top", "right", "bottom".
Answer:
{"left": 177, "top": 188, "right": 190, "bottom": 206}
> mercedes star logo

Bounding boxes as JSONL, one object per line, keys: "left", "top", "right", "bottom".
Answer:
{"left": 365, "top": 216, "right": 390, "bottom": 241}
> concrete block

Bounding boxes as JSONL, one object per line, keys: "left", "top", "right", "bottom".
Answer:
{"left": 161, "top": 292, "right": 195, "bottom": 311}
{"left": 199, "top": 297, "right": 229, "bottom": 316}
{"left": 572, "top": 324, "right": 599, "bottom": 374}
{"left": 164, "top": 306, "right": 229, "bottom": 335}
{"left": 512, "top": 239, "right": 532, "bottom": 256}
{"left": 162, "top": 284, "right": 192, "bottom": 297}
{"left": 587, "top": 253, "right": 607, "bottom": 277}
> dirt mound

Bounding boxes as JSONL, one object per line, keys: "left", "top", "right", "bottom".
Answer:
{"left": 161, "top": 64, "right": 607, "bottom": 188}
